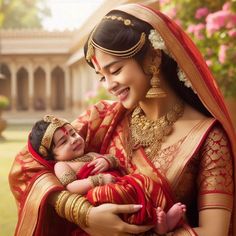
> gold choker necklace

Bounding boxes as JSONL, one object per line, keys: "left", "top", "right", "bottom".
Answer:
{"left": 129, "top": 101, "right": 185, "bottom": 160}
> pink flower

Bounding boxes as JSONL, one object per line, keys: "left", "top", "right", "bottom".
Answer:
{"left": 228, "top": 28, "right": 236, "bottom": 37}
{"left": 206, "top": 9, "right": 236, "bottom": 35}
{"left": 187, "top": 23, "right": 205, "bottom": 39}
{"left": 222, "top": 2, "right": 231, "bottom": 11}
{"left": 187, "top": 24, "right": 196, "bottom": 34}
{"left": 206, "top": 60, "right": 213, "bottom": 67}
{"left": 195, "top": 7, "right": 209, "bottom": 19}
{"left": 218, "top": 44, "right": 228, "bottom": 64}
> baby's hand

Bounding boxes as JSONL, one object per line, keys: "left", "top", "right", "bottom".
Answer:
{"left": 88, "top": 157, "right": 110, "bottom": 174}
{"left": 102, "top": 173, "right": 116, "bottom": 184}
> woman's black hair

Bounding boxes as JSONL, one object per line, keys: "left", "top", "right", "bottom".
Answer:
{"left": 29, "top": 120, "right": 54, "bottom": 161}
{"left": 84, "top": 10, "right": 211, "bottom": 117}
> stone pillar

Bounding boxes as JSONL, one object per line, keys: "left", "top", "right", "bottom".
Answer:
{"left": 45, "top": 62, "right": 51, "bottom": 112}
{"left": 28, "top": 63, "right": 34, "bottom": 111}
{"left": 10, "top": 62, "right": 17, "bottom": 112}
{"left": 64, "top": 67, "right": 71, "bottom": 111}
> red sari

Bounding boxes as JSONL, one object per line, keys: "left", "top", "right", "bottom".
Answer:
{"left": 9, "top": 3, "right": 236, "bottom": 236}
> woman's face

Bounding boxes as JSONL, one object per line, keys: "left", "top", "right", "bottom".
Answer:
{"left": 52, "top": 124, "right": 85, "bottom": 161}
{"left": 92, "top": 49, "right": 150, "bottom": 109}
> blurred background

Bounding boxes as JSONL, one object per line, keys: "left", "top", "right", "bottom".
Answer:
{"left": 0, "top": 0, "right": 235, "bottom": 235}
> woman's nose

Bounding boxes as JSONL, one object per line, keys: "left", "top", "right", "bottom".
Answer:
{"left": 107, "top": 79, "right": 118, "bottom": 93}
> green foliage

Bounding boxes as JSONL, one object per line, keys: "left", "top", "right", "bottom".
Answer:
{"left": 0, "top": 0, "right": 51, "bottom": 29}
{"left": 0, "top": 95, "right": 9, "bottom": 109}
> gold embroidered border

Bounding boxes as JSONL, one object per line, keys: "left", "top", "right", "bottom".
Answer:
{"left": 15, "top": 172, "right": 62, "bottom": 236}
{"left": 198, "top": 192, "right": 233, "bottom": 211}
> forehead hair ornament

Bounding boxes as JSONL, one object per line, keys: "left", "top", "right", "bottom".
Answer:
{"left": 148, "top": 29, "right": 196, "bottom": 93}
{"left": 86, "top": 15, "right": 146, "bottom": 62}
{"left": 39, "top": 115, "right": 69, "bottom": 157}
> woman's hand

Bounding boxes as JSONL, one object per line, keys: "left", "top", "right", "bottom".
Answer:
{"left": 84, "top": 203, "right": 153, "bottom": 236}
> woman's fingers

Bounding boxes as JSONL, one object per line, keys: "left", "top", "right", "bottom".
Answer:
{"left": 113, "top": 204, "right": 143, "bottom": 214}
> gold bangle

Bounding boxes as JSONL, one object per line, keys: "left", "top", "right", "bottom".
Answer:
{"left": 98, "top": 173, "right": 104, "bottom": 186}
{"left": 55, "top": 191, "right": 70, "bottom": 218}
{"left": 74, "top": 197, "right": 87, "bottom": 226}
{"left": 103, "top": 155, "right": 119, "bottom": 168}
{"left": 65, "top": 193, "right": 78, "bottom": 221}
{"left": 85, "top": 204, "right": 93, "bottom": 227}
{"left": 89, "top": 175, "right": 100, "bottom": 187}
{"left": 79, "top": 200, "right": 92, "bottom": 228}
{"left": 59, "top": 170, "right": 77, "bottom": 186}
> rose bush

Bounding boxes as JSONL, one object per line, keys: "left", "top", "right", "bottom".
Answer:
{"left": 160, "top": 0, "right": 236, "bottom": 97}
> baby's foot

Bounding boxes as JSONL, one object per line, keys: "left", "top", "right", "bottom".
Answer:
{"left": 167, "top": 202, "right": 186, "bottom": 231}
{"left": 154, "top": 207, "right": 168, "bottom": 235}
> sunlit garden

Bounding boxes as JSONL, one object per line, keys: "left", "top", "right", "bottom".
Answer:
{"left": 0, "top": 124, "right": 31, "bottom": 235}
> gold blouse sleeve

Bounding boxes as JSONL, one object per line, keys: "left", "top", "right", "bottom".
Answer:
{"left": 197, "top": 125, "right": 234, "bottom": 212}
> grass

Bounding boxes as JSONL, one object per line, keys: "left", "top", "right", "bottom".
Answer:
{"left": 0, "top": 124, "right": 31, "bottom": 236}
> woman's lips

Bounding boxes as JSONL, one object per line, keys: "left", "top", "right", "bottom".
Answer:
{"left": 117, "top": 88, "right": 129, "bottom": 101}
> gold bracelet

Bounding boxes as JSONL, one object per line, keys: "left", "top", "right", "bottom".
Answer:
{"left": 65, "top": 193, "right": 78, "bottom": 222}
{"left": 103, "top": 155, "right": 119, "bottom": 168}
{"left": 85, "top": 204, "right": 93, "bottom": 227}
{"left": 55, "top": 191, "right": 70, "bottom": 218}
{"left": 98, "top": 173, "right": 104, "bottom": 186}
{"left": 79, "top": 200, "right": 92, "bottom": 228}
{"left": 69, "top": 194, "right": 82, "bottom": 222}
{"left": 74, "top": 197, "right": 87, "bottom": 226}
{"left": 89, "top": 175, "right": 100, "bottom": 187}
{"left": 59, "top": 170, "right": 77, "bottom": 186}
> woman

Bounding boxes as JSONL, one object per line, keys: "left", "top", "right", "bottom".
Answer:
{"left": 9, "top": 3, "right": 236, "bottom": 236}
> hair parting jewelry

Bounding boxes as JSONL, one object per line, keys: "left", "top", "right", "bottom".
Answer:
{"left": 103, "top": 15, "right": 134, "bottom": 26}
{"left": 86, "top": 25, "right": 146, "bottom": 62}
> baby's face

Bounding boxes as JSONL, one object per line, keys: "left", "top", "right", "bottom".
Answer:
{"left": 52, "top": 124, "right": 85, "bottom": 161}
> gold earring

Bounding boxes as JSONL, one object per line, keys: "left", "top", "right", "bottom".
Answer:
{"left": 146, "top": 65, "right": 167, "bottom": 98}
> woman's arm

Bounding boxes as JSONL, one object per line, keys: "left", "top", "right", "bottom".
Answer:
{"left": 193, "top": 209, "right": 231, "bottom": 236}
{"left": 48, "top": 191, "right": 153, "bottom": 235}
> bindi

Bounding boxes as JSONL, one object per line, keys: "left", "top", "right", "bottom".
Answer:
{"left": 92, "top": 56, "right": 101, "bottom": 70}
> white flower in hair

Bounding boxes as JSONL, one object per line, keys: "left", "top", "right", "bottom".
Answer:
{"left": 149, "top": 29, "right": 166, "bottom": 51}
{"left": 177, "top": 68, "right": 197, "bottom": 93}
{"left": 148, "top": 29, "right": 195, "bottom": 92}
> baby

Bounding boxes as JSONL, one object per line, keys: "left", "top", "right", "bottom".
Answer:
{"left": 29, "top": 114, "right": 186, "bottom": 234}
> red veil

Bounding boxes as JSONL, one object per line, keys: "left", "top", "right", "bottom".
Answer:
{"left": 114, "top": 3, "right": 236, "bottom": 235}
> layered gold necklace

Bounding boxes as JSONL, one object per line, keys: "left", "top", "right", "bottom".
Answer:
{"left": 129, "top": 101, "right": 185, "bottom": 160}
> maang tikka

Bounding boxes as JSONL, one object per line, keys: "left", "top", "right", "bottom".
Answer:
{"left": 146, "top": 49, "right": 167, "bottom": 98}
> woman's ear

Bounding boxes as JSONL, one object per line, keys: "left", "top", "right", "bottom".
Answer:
{"left": 142, "top": 47, "right": 162, "bottom": 76}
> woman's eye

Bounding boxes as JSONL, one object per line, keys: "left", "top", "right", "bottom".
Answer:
{"left": 72, "top": 132, "right": 76, "bottom": 137}
{"left": 99, "top": 76, "right": 106, "bottom": 82}
{"left": 111, "top": 68, "right": 121, "bottom": 75}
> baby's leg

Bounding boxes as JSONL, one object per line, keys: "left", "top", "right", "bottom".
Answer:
{"left": 154, "top": 207, "right": 168, "bottom": 235}
{"left": 166, "top": 202, "right": 186, "bottom": 231}
{"left": 154, "top": 203, "right": 186, "bottom": 234}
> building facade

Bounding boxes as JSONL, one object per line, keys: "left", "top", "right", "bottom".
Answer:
{"left": 0, "top": 0, "right": 158, "bottom": 121}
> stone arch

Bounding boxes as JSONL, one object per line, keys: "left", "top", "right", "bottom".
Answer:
{"left": 17, "top": 67, "right": 29, "bottom": 110}
{"left": 0, "top": 63, "right": 11, "bottom": 109}
{"left": 34, "top": 67, "right": 46, "bottom": 110}
{"left": 51, "top": 66, "right": 65, "bottom": 110}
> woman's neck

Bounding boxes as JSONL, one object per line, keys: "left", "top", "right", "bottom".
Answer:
{"left": 139, "top": 91, "right": 181, "bottom": 121}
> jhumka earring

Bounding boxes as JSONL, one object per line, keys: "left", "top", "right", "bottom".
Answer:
{"left": 146, "top": 51, "right": 167, "bottom": 98}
